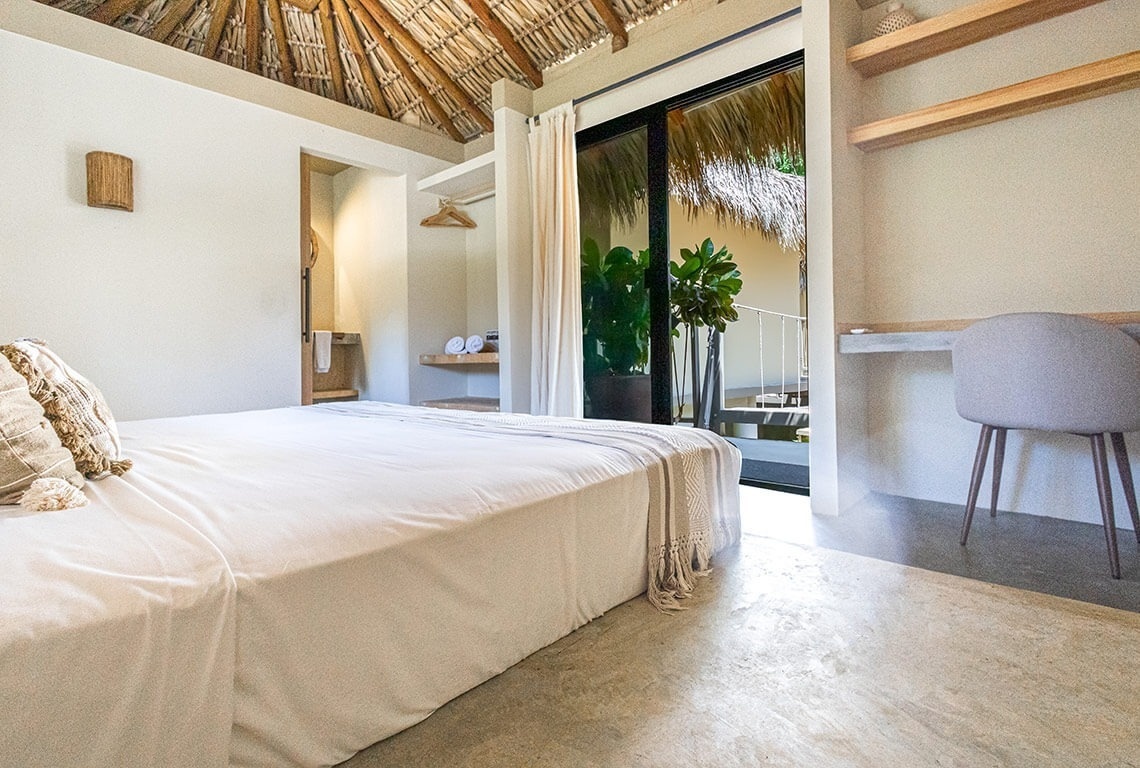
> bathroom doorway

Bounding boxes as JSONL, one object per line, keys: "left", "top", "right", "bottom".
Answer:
{"left": 300, "top": 152, "right": 367, "bottom": 405}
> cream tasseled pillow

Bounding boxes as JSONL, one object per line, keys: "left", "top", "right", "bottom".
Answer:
{"left": 1, "top": 339, "right": 132, "bottom": 479}
{"left": 0, "top": 354, "right": 85, "bottom": 505}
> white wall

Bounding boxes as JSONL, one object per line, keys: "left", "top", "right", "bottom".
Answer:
{"left": 464, "top": 196, "right": 500, "bottom": 399}
{"left": 805, "top": 0, "right": 1140, "bottom": 525}
{"left": 851, "top": 0, "right": 1139, "bottom": 526}
{"left": 0, "top": 22, "right": 461, "bottom": 420}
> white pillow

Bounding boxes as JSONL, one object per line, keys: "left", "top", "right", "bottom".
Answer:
{"left": 1, "top": 339, "right": 132, "bottom": 479}
{"left": 0, "top": 354, "right": 84, "bottom": 504}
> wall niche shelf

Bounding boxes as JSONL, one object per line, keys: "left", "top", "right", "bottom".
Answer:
{"left": 419, "top": 352, "right": 499, "bottom": 365}
{"left": 848, "top": 0, "right": 1109, "bottom": 77}
{"left": 416, "top": 151, "right": 494, "bottom": 204}
{"left": 312, "top": 388, "right": 359, "bottom": 402}
{"left": 420, "top": 396, "right": 500, "bottom": 412}
{"left": 849, "top": 49, "right": 1140, "bottom": 151}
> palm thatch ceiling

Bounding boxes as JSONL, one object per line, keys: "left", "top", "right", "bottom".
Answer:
{"left": 40, "top": 0, "right": 683, "bottom": 142}
{"left": 578, "top": 69, "right": 806, "bottom": 254}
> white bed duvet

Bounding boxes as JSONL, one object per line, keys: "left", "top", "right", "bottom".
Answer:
{"left": 1, "top": 402, "right": 740, "bottom": 768}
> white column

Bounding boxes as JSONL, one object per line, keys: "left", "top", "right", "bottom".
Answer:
{"left": 493, "top": 79, "right": 535, "bottom": 414}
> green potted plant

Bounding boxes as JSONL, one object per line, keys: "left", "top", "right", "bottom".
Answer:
{"left": 581, "top": 238, "right": 652, "bottom": 421}
{"left": 670, "top": 238, "right": 742, "bottom": 426}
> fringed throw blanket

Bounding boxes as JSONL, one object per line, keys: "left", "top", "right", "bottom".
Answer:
{"left": 319, "top": 402, "right": 742, "bottom": 610}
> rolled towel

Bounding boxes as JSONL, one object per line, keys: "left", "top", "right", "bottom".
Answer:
{"left": 444, "top": 335, "right": 466, "bottom": 355}
{"left": 464, "top": 334, "right": 484, "bottom": 354}
{"left": 313, "top": 330, "right": 332, "bottom": 373}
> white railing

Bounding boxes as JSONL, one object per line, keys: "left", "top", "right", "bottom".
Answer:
{"left": 732, "top": 303, "right": 808, "bottom": 405}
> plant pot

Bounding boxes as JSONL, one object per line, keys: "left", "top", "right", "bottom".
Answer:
{"left": 586, "top": 374, "right": 652, "bottom": 423}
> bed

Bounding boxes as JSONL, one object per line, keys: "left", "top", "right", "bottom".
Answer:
{"left": 1, "top": 401, "right": 741, "bottom": 767}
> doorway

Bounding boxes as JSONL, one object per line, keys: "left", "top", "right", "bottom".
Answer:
{"left": 576, "top": 53, "right": 807, "bottom": 491}
{"left": 299, "top": 152, "right": 367, "bottom": 405}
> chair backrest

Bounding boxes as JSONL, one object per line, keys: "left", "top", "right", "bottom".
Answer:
{"left": 952, "top": 312, "right": 1140, "bottom": 434}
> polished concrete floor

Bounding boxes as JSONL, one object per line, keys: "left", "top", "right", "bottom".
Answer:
{"left": 745, "top": 488, "right": 1140, "bottom": 613}
{"left": 341, "top": 489, "right": 1140, "bottom": 767}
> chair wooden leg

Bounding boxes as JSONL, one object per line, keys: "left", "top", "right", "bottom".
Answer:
{"left": 1110, "top": 432, "right": 1140, "bottom": 544}
{"left": 962, "top": 425, "right": 993, "bottom": 546}
{"left": 1091, "top": 434, "right": 1121, "bottom": 580}
{"left": 990, "top": 427, "right": 1007, "bottom": 517}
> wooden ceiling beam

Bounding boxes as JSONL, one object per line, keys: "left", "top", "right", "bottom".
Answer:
{"left": 90, "top": 0, "right": 147, "bottom": 25}
{"left": 317, "top": 0, "right": 348, "bottom": 103}
{"left": 347, "top": 0, "right": 463, "bottom": 141}
{"left": 244, "top": 0, "right": 262, "bottom": 73}
{"left": 331, "top": 0, "right": 391, "bottom": 116}
{"left": 356, "top": 0, "right": 493, "bottom": 133}
{"left": 265, "top": 0, "right": 296, "bottom": 86}
{"left": 586, "top": 0, "right": 627, "bottom": 52}
{"left": 462, "top": 0, "right": 541, "bottom": 88}
{"left": 203, "top": 0, "right": 238, "bottom": 59}
{"left": 148, "top": 0, "right": 198, "bottom": 43}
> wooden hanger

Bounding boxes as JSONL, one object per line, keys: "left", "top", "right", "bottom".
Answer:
{"left": 420, "top": 200, "right": 477, "bottom": 229}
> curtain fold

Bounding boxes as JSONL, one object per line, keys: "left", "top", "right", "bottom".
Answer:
{"left": 528, "top": 103, "right": 583, "bottom": 418}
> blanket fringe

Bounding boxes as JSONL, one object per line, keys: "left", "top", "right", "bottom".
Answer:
{"left": 19, "top": 477, "right": 89, "bottom": 512}
{"left": 648, "top": 531, "right": 713, "bottom": 611}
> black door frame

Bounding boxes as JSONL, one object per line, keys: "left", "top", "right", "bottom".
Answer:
{"left": 576, "top": 50, "right": 805, "bottom": 425}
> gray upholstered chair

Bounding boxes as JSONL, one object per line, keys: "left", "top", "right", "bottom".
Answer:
{"left": 952, "top": 312, "right": 1140, "bottom": 578}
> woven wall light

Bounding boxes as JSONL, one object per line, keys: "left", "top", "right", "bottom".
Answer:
{"left": 85, "top": 151, "right": 133, "bottom": 211}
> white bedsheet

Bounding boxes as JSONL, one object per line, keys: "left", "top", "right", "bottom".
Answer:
{"left": 120, "top": 404, "right": 668, "bottom": 767}
{"left": 0, "top": 475, "right": 235, "bottom": 767}
{"left": 2, "top": 402, "right": 740, "bottom": 768}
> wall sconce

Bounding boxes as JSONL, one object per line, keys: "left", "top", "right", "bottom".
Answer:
{"left": 86, "top": 151, "right": 133, "bottom": 211}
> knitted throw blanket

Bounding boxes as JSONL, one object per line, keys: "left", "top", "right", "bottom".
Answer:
{"left": 319, "top": 402, "right": 742, "bottom": 610}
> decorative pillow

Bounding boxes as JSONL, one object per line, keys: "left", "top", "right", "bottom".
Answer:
{"left": 1, "top": 339, "right": 132, "bottom": 479}
{"left": 0, "top": 354, "right": 85, "bottom": 505}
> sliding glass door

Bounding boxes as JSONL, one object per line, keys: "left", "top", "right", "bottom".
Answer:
{"left": 576, "top": 52, "right": 804, "bottom": 440}
{"left": 577, "top": 122, "right": 671, "bottom": 423}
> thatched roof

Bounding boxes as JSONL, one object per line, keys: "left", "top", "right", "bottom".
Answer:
{"left": 43, "top": 0, "right": 683, "bottom": 141}
{"left": 577, "top": 69, "right": 806, "bottom": 253}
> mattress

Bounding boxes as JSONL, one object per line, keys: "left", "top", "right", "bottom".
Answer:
{"left": 2, "top": 402, "right": 741, "bottom": 768}
{"left": 0, "top": 474, "right": 236, "bottom": 768}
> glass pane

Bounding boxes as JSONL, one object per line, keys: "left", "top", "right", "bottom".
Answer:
{"left": 577, "top": 127, "right": 652, "bottom": 422}
{"left": 667, "top": 66, "right": 808, "bottom": 488}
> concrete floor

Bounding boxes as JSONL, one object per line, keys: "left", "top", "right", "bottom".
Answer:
{"left": 340, "top": 489, "right": 1140, "bottom": 767}
{"left": 746, "top": 488, "right": 1140, "bottom": 612}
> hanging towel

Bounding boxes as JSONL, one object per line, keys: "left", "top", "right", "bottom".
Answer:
{"left": 444, "top": 336, "right": 466, "bottom": 355}
{"left": 313, "top": 331, "right": 332, "bottom": 373}
{"left": 464, "top": 334, "right": 484, "bottom": 354}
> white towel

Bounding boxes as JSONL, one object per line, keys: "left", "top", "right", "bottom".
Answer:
{"left": 313, "top": 330, "right": 332, "bottom": 373}
{"left": 444, "top": 336, "right": 466, "bottom": 355}
{"left": 464, "top": 334, "right": 484, "bottom": 354}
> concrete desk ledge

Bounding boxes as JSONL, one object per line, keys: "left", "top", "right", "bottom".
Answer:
{"left": 838, "top": 312, "right": 1140, "bottom": 353}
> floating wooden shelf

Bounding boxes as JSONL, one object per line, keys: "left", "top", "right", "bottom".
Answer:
{"left": 418, "top": 352, "right": 499, "bottom": 365}
{"left": 420, "top": 396, "right": 500, "bottom": 412}
{"left": 849, "top": 50, "right": 1140, "bottom": 151}
{"left": 837, "top": 312, "right": 1140, "bottom": 353}
{"left": 312, "top": 388, "right": 359, "bottom": 401}
{"left": 848, "top": 0, "right": 1109, "bottom": 78}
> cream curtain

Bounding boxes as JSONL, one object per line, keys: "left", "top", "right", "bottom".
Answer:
{"left": 528, "top": 103, "right": 583, "bottom": 418}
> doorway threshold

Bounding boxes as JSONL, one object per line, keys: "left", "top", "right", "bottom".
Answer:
{"left": 726, "top": 436, "right": 809, "bottom": 494}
